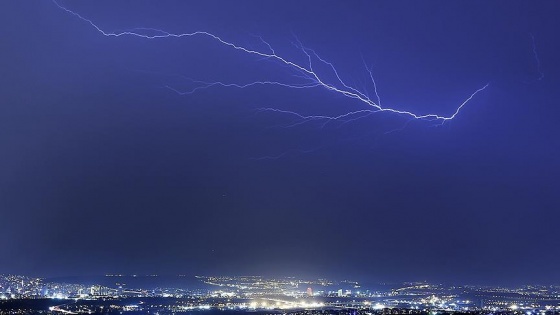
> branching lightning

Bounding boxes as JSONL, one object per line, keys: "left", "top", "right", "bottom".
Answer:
{"left": 52, "top": 0, "right": 489, "bottom": 128}
{"left": 529, "top": 33, "right": 545, "bottom": 81}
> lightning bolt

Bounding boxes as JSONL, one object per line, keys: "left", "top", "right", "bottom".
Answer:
{"left": 529, "top": 33, "right": 545, "bottom": 81}
{"left": 52, "top": 0, "right": 488, "bottom": 126}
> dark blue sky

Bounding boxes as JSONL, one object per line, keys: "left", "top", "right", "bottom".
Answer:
{"left": 1, "top": 1, "right": 559, "bottom": 285}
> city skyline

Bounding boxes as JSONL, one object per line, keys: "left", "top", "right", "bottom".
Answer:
{"left": 2, "top": 273, "right": 560, "bottom": 314}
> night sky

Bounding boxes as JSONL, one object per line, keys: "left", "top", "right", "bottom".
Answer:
{"left": 1, "top": 1, "right": 559, "bottom": 286}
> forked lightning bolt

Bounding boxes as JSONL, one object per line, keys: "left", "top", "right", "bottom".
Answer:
{"left": 52, "top": 0, "right": 489, "bottom": 125}
{"left": 529, "top": 33, "right": 544, "bottom": 81}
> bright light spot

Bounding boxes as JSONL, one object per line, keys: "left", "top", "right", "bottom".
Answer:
{"left": 373, "top": 303, "right": 386, "bottom": 310}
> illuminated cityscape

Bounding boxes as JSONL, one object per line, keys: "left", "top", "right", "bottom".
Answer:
{"left": 1, "top": 275, "right": 560, "bottom": 314}
{"left": 2, "top": 1, "right": 559, "bottom": 315}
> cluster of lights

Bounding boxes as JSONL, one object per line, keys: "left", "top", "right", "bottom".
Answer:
{"left": 246, "top": 300, "right": 325, "bottom": 310}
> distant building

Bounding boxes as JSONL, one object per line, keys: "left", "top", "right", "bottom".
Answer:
{"left": 307, "top": 287, "right": 313, "bottom": 296}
